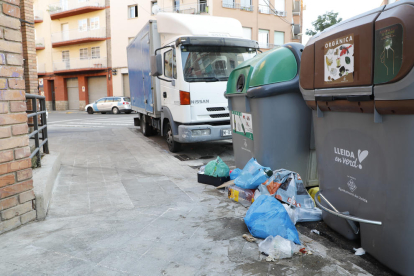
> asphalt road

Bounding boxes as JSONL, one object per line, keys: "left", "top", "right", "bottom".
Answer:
{"left": 48, "top": 110, "right": 235, "bottom": 169}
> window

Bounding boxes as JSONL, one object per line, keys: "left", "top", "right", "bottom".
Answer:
{"left": 80, "top": 48, "right": 88, "bottom": 59}
{"left": 151, "top": 1, "right": 157, "bottom": 15}
{"left": 96, "top": 98, "right": 106, "bottom": 103}
{"left": 105, "top": 98, "right": 114, "bottom": 102}
{"left": 274, "top": 31, "right": 284, "bottom": 46}
{"left": 240, "top": 0, "right": 251, "bottom": 9}
{"left": 223, "top": 0, "right": 235, "bottom": 8}
{"left": 128, "top": 37, "right": 134, "bottom": 44}
{"left": 274, "top": 0, "right": 285, "bottom": 12}
{"left": 242, "top": 27, "right": 252, "bottom": 40}
{"left": 124, "top": 97, "right": 131, "bottom": 102}
{"left": 114, "top": 97, "right": 122, "bottom": 102}
{"left": 78, "top": 19, "right": 87, "bottom": 32}
{"left": 90, "top": 17, "right": 99, "bottom": 30}
{"left": 128, "top": 5, "right": 138, "bottom": 18}
{"left": 258, "top": 29, "right": 269, "bottom": 48}
{"left": 173, "top": 0, "right": 180, "bottom": 12}
{"left": 62, "top": 50, "right": 69, "bottom": 61}
{"left": 91, "top": 47, "right": 100, "bottom": 59}
{"left": 164, "top": 50, "right": 176, "bottom": 79}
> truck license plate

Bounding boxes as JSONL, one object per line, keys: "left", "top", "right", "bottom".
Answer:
{"left": 222, "top": 129, "right": 232, "bottom": 136}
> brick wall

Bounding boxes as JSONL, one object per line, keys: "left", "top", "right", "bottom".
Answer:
{"left": 20, "top": 0, "right": 37, "bottom": 95}
{"left": 0, "top": 0, "right": 36, "bottom": 234}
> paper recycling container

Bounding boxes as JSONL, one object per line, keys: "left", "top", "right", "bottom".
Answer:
{"left": 225, "top": 43, "right": 317, "bottom": 186}
{"left": 300, "top": 1, "right": 414, "bottom": 274}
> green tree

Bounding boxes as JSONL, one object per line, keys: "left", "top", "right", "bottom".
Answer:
{"left": 306, "top": 11, "right": 342, "bottom": 36}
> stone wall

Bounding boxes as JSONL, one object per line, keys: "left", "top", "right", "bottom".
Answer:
{"left": 0, "top": 0, "right": 36, "bottom": 234}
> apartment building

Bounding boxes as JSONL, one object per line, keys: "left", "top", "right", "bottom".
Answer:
{"left": 35, "top": 0, "right": 302, "bottom": 110}
{"left": 35, "top": 0, "right": 111, "bottom": 111}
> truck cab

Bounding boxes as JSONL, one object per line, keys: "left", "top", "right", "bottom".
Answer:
{"left": 128, "top": 13, "right": 258, "bottom": 152}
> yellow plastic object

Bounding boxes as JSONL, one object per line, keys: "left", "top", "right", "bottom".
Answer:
{"left": 308, "top": 187, "right": 320, "bottom": 203}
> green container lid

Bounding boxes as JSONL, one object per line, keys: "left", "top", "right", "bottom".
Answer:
{"left": 226, "top": 47, "right": 298, "bottom": 95}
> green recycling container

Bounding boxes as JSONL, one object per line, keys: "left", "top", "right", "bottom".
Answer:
{"left": 225, "top": 43, "right": 315, "bottom": 184}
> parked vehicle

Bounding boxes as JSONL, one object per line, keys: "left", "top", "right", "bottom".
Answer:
{"left": 127, "top": 12, "right": 258, "bottom": 152}
{"left": 85, "top": 97, "right": 132, "bottom": 114}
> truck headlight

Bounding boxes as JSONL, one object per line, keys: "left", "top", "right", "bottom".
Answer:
{"left": 192, "top": 129, "right": 211, "bottom": 136}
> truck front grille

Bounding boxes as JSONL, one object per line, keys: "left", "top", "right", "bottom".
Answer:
{"left": 207, "top": 107, "right": 225, "bottom": 112}
{"left": 210, "top": 113, "right": 230, "bottom": 118}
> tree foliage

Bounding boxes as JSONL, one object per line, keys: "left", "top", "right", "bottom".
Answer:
{"left": 306, "top": 11, "right": 342, "bottom": 37}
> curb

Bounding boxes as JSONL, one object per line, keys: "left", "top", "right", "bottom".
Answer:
{"left": 32, "top": 152, "right": 62, "bottom": 220}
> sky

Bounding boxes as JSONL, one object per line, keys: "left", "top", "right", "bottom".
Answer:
{"left": 302, "top": 0, "right": 383, "bottom": 45}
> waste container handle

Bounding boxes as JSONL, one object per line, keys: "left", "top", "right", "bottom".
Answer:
{"left": 315, "top": 191, "right": 382, "bottom": 226}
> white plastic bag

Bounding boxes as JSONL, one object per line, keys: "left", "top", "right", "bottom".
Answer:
{"left": 283, "top": 204, "right": 298, "bottom": 225}
{"left": 258, "top": 235, "right": 295, "bottom": 259}
{"left": 296, "top": 207, "right": 322, "bottom": 222}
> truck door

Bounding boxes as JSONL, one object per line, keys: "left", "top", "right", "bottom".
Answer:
{"left": 140, "top": 34, "right": 154, "bottom": 113}
{"left": 161, "top": 48, "right": 178, "bottom": 108}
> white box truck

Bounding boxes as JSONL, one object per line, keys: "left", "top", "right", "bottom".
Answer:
{"left": 127, "top": 12, "right": 258, "bottom": 152}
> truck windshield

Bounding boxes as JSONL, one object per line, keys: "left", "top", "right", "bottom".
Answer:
{"left": 181, "top": 46, "right": 256, "bottom": 82}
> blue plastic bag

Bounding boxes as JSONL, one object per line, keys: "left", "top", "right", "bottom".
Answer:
{"left": 230, "top": 168, "right": 242, "bottom": 180}
{"left": 234, "top": 158, "right": 271, "bottom": 189}
{"left": 244, "top": 195, "right": 301, "bottom": 244}
{"left": 235, "top": 169, "right": 268, "bottom": 189}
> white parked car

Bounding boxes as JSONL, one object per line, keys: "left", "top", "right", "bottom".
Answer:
{"left": 85, "top": 97, "right": 132, "bottom": 114}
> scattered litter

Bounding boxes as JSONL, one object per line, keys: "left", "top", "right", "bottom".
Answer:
{"left": 254, "top": 189, "right": 261, "bottom": 200}
{"left": 226, "top": 185, "right": 255, "bottom": 207}
{"left": 311, "top": 229, "right": 320, "bottom": 235}
{"left": 215, "top": 180, "right": 234, "bottom": 189}
{"left": 353, "top": 248, "right": 366, "bottom": 256}
{"left": 266, "top": 255, "right": 275, "bottom": 262}
{"left": 299, "top": 248, "right": 307, "bottom": 254}
{"left": 244, "top": 195, "right": 301, "bottom": 244}
{"left": 283, "top": 204, "right": 298, "bottom": 225}
{"left": 234, "top": 158, "right": 272, "bottom": 189}
{"left": 307, "top": 250, "right": 313, "bottom": 255}
{"left": 259, "top": 235, "right": 295, "bottom": 260}
{"left": 230, "top": 168, "right": 242, "bottom": 180}
{"left": 242, "top": 234, "right": 256, "bottom": 242}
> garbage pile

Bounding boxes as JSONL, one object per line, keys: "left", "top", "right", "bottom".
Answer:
{"left": 198, "top": 157, "right": 323, "bottom": 261}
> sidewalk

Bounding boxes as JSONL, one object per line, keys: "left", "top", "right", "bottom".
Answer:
{"left": 0, "top": 126, "right": 383, "bottom": 275}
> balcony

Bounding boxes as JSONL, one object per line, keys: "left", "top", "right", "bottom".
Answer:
{"left": 47, "top": 0, "right": 106, "bottom": 20}
{"left": 37, "top": 63, "right": 46, "bottom": 75}
{"left": 160, "top": 2, "right": 209, "bottom": 14}
{"left": 258, "top": 5, "right": 286, "bottom": 16}
{"left": 36, "top": 37, "right": 45, "bottom": 50}
{"left": 53, "top": 57, "right": 107, "bottom": 73}
{"left": 51, "top": 27, "right": 106, "bottom": 48}
{"left": 293, "top": 1, "right": 300, "bottom": 16}
{"left": 34, "top": 10, "right": 43, "bottom": 23}
{"left": 221, "top": 1, "right": 254, "bottom": 12}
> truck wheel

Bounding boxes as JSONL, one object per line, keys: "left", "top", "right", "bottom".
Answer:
{"left": 164, "top": 121, "right": 181, "bottom": 152}
{"left": 87, "top": 107, "right": 93, "bottom": 114}
{"left": 140, "top": 115, "right": 153, "bottom": 137}
{"left": 112, "top": 107, "right": 119, "bottom": 114}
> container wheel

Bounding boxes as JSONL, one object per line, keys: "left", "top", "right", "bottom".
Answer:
{"left": 112, "top": 107, "right": 119, "bottom": 114}
{"left": 164, "top": 121, "right": 181, "bottom": 153}
{"left": 87, "top": 107, "right": 93, "bottom": 114}
{"left": 140, "top": 114, "right": 153, "bottom": 137}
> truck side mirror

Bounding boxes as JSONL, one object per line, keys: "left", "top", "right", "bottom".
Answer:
{"left": 150, "top": 54, "right": 162, "bottom": 76}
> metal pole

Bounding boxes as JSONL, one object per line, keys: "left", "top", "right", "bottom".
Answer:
{"left": 32, "top": 97, "right": 41, "bottom": 167}
{"left": 40, "top": 97, "right": 49, "bottom": 154}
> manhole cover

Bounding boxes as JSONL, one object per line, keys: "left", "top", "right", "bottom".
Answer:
{"left": 174, "top": 154, "right": 192, "bottom": 161}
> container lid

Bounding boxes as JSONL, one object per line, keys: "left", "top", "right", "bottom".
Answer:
{"left": 226, "top": 46, "right": 298, "bottom": 96}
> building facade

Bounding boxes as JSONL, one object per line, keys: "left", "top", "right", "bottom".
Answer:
{"left": 35, "top": 0, "right": 302, "bottom": 110}
{"left": 35, "top": 0, "right": 112, "bottom": 111}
